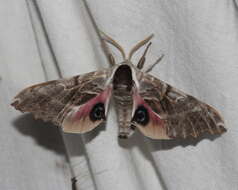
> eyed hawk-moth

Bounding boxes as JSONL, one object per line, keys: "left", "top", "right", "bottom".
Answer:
{"left": 11, "top": 33, "right": 226, "bottom": 139}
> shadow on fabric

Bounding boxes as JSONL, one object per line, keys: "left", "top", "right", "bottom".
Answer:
{"left": 12, "top": 114, "right": 67, "bottom": 156}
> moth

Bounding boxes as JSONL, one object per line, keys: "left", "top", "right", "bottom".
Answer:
{"left": 11, "top": 33, "right": 226, "bottom": 139}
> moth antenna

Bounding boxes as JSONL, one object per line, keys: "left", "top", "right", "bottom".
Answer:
{"left": 145, "top": 54, "right": 164, "bottom": 73}
{"left": 128, "top": 34, "right": 154, "bottom": 61}
{"left": 100, "top": 31, "right": 126, "bottom": 60}
{"left": 137, "top": 42, "right": 152, "bottom": 69}
{"left": 100, "top": 39, "right": 116, "bottom": 66}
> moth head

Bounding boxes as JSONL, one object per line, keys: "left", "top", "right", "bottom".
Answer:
{"left": 112, "top": 64, "right": 133, "bottom": 91}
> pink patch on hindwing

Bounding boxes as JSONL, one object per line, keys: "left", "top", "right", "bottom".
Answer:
{"left": 73, "top": 87, "right": 112, "bottom": 121}
{"left": 133, "top": 90, "right": 164, "bottom": 127}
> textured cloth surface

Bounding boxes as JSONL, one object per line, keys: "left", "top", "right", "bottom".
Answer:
{"left": 1, "top": 0, "right": 238, "bottom": 190}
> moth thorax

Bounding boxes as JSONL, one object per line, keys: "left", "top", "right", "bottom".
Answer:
{"left": 113, "top": 64, "right": 133, "bottom": 91}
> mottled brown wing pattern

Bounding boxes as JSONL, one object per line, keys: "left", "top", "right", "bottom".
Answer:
{"left": 134, "top": 73, "right": 226, "bottom": 139}
{"left": 11, "top": 69, "right": 112, "bottom": 133}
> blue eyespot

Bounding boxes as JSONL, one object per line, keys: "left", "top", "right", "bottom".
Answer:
{"left": 90, "top": 103, "right": 105, "bottom": 121}
{"left": 132, "top": 105, "right": 149, "bottom": 126}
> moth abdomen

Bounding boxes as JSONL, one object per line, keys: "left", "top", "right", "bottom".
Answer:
{"left": 113, "top": 89, "right": 134, "bottom": 138}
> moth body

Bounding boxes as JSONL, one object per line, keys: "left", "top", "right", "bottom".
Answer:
{"left": 112, "top": 64, "right": 135, "bottom": 138}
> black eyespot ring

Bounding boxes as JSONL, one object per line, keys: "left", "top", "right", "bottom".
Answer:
{"left": 90, "top": 103, "right": 105, "bottom": 121}
{"left": 132, "top": 105, "right": 149, "bottom": 126}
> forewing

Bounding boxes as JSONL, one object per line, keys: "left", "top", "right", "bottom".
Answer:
{"left": 11, "top": 69, "right": 113, "bottom": 133}
{"left": 132, "top": 72, "right": 226, "bottom": 139}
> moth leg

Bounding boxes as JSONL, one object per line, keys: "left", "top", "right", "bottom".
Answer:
{"left": 137, "top": 42, "right": 152, "bottom": 70}
{"left": 145, "top": 54, "right": 164, "bottom": 73}
{"left": 130, "top": 124, "right": 136, "bottom": 131}
{"left": 71, "top": 177, "right": 77, "bottom": 190}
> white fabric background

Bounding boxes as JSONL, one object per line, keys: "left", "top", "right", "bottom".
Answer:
{"left": 1, "top": 0, "right": 238, "bottom": 189}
